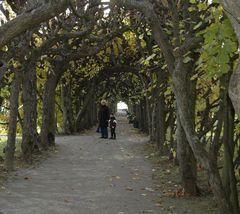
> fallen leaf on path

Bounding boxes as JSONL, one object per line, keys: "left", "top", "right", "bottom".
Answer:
{"left": 132, "top": 177, "right": 140, "bottom": 180}
{"left": 24, "top": 177, "right": 31, "bottom": 180}
{"left": 141, "top": 193, "right": 147, "bottom": 196}
{"left": 155, "top": 203, "right": 163, "bottom": 207}
{"left": 112, "top": 176, "right": 121, "bottom": 179}
{"left": 145, "top": 187, "right": 154, "bottom": 192}
{"left": 64, "top": 199, "right": 70, "bottom": 203}
{"left": 169, "top": 205, "right": 175, "bottom": 210}
{"left": 126, "top": 187, "right": 133, "bottom": 191}
{"left": 163, "top": 188, "right": 185, "bottom": 198}
{"left": 155, "top": 198, "right": 163, "bottom": 203}
{"left": 142, "top": 210, "right": 153, "bottom": 213}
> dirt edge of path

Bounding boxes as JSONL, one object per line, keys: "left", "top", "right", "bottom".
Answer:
{"left": 141, "top": 142, "right": 219, "bottom": 214}
{"left": 0, "top": 146, "right": 58, "bottom": 188}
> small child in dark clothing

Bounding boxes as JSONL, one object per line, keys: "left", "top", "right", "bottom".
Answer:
{"left": 109, "top": 113, "right": 117, "bottom": 139}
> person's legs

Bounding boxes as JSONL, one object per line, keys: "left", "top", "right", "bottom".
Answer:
{"left": 106, "top": 127, "right": 109, "bottom": 138}
{"left": 110, "top": 128, "right": 114, "bottom": 139}
{"left": 102, "top": 127, "right": 108, "bottom": 138}
{"left": 100, "top": 127, "right": 104, "bottom": 138}
{"left": 113, "top": 128, "right": 116, "bottom": 139}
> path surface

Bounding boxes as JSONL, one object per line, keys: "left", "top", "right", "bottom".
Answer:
{"left": 0, "top": 117, "right": 163, "bottom": 214}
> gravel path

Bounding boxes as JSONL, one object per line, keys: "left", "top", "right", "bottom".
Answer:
{"left": 0, "top": 117, "right": 162, "bottom": 214}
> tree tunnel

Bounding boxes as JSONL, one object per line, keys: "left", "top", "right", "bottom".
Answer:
{"left": 0, "top": 1, "right": 240, "bottom": 213}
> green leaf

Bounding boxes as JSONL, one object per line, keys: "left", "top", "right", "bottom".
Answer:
{"left": 183, "top": 56, "right": 192, "bottom": 63}
{"left": 193, "top": 21, "right": 203, "bottom": 30}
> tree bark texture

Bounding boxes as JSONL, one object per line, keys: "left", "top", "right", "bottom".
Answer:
{"left": 144, "top": 97, "right": 150, "bottom": 135}
{"left": 222, "top": 74, "right": 239, "bottom": 214}
{"left": 22, "top": 62, "right": 37, "bottom": 162}
{"left": 141, "top": 99, "right": 148, "bottom": 133}
{"left": 41, "top": 61, "right": 67, "bottom": 149}
{"left": 75, "top": 81, "right": 95, "bottom": 131}
{"left": 177, "top": 116, "right": 198, "bottom": 195}
{"left": 155, "top": 93, "right": 167, "bottom": 154}
{"left": 4, "top": 70, "right": 22, "bottom": 170}
{"left": 41, "top": 74, "right": 56, "bottom": 148}
{"left": 174, "top": 59, "right": 198, "bottom": 195}
{"left": 61, "top": 81, "right": 74, "bottom": 134}
{"left": 150, "top": 101, "right": 156, "bottom": 142}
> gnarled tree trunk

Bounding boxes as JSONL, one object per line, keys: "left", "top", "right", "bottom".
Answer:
{"left": 61, "top": 80, "right": 74, "bottom": 134}
{"left": 75, "top": 80, "right": 96, "bottom": 131}
{"left": 22, "top": 62, "right": 37, "bottom": 162}
{"left": 4, "top": 69, "right": 22, "bottom": 170}
{"left": 175, "top": 60, "right": 198, "bottom": 196}
{"left": 177, "top": 116, "right": 198, "bottom": 195}
{"left": 41, "top": 61, "right": 67, "bottom": 149}
{"left": 155, "top": 92, "right": 167, "bottom": 154}
{"left": 41, "top": 74, "right": 57, "bottom": 149}
{"left": 221, "top": 74, "right": 239, "bottom": 214}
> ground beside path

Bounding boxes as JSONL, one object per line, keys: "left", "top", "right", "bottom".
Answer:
{"left": 0, "top": 117, "right": 162, "bottom": 214}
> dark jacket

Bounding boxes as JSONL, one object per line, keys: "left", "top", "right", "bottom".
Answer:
{"left": 109, "top": 116, "right": 117, "bottom": 129}
{"left": 99, "top": 105, "right": 110, "bottom": 127}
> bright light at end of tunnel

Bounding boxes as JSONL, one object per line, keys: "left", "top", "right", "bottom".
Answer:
{"left": 117, "top": 102, "right": 128, "bottom": 110}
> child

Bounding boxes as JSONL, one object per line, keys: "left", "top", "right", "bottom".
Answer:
{"left": 109, "top": 113, "right": 117, "bottom": 139}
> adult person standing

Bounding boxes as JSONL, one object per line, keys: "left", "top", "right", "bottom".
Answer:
{"left": 99, "top": 100, "right": 110, "bottom": 139}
